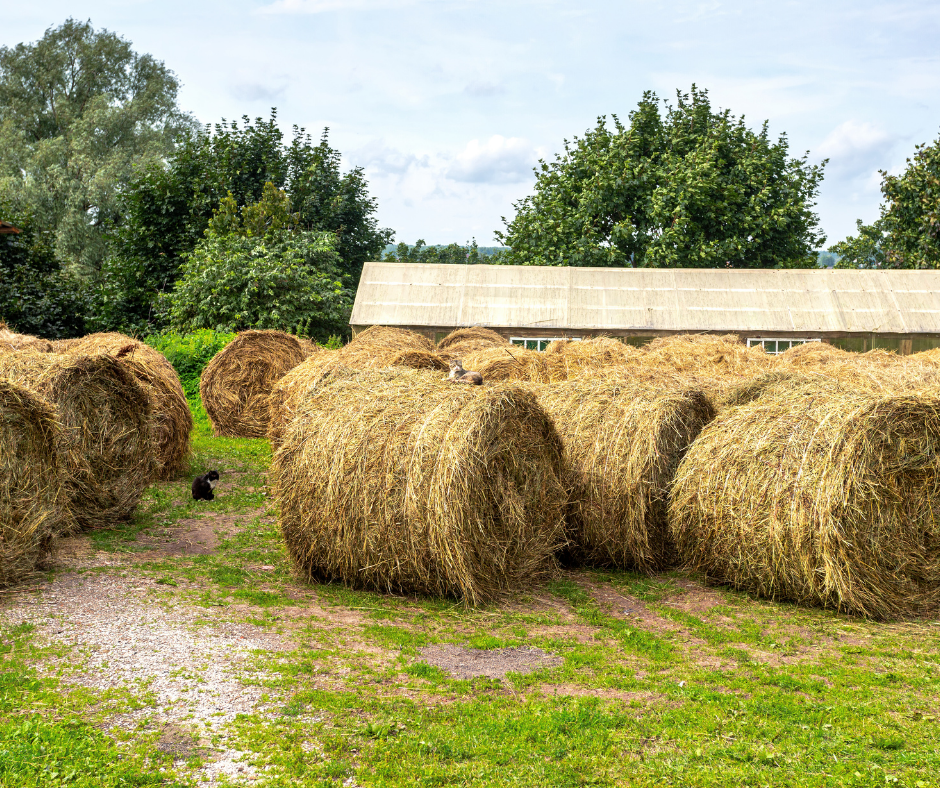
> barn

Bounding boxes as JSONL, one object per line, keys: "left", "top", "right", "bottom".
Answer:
{"left": 350, "top": 262, "right": 940, "bottom": 355}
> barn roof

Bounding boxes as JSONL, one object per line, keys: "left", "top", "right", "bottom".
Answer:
{"left": 350, "top": 263, "right": 940, "bottom": 336}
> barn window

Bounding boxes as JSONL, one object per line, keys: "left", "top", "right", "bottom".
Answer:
{"left": 747, "top": 338, "right": 821, "bottom": 355}
{"left": 510, "top": 337, "right": 581, "bottom": 352}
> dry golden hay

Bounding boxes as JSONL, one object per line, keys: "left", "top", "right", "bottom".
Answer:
{"left": 437, "top": 325, "right": 507, "bottom": 350}
{"left": 266, "top": 354, "right": 357, "bottom": 451}
{"left": 0, "top": 353, "right": 155, "bottom": 529}
{"left": 773, "top": 342, "right": 938, "bottom": 394}
{"left": 669, "top": 376, "right": 940, "bottom": 619}
{"left": 526, "top": 378, "right": 714, "bottom": 571}
{"left": 462, "top": 345, "right": 552, "bottom": 383}
{"left": 60, "top": 333, "right": 192, "bottom": 480}
{"left": 272, "top": 368, "right": 568, "bottom": 604}
{"left": 436, "top": 327, "right": 508, "bottom": 360}
{"left": 640, "top": 333, "right": 772, "bottom": 376}
{"left": 0, "top": 322, "right": 54, "bottom": 352}
{"left": 349, "top": 325, "right": 435, "bottom": 353}
{"left": 200, "top": 330, "right": 314, "bottom": 438}
{"left": 542, "top": 337, "right": 641, "bottom": 382}
{"left": 0, "top": 382, "right": 72, "bottom": 587}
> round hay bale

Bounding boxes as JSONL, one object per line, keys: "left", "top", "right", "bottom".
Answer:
{"left": 273, "top": 369, "right": 568, "bottom": 604}
{"left": 200, "top": 330, "right": 314, "bottom": 438}
{"left": 0, "top": 382, "right": 71, "bottom": 587}
{"left": 60, "top": 333, "right": 192, "bottom": 480}
{"left": 774, "top": 342, "right": 936, "bottom": 393}
{"left": 528, "top": 378, "right": 715, "bottom": 571}
{"left": 543, "top": 337, "right": 640, "bottom": 382}
{"left": 266, "top": 355, "right": 363, "bottom": 451}
{"left": 669, "top": 379, "right": 940, "bottom": 619}
{"left": 350, "top": 325, "right": 434, "bottom": 353}
{"left": 437, "top": 327, "right": 508, "bottom": 361}
{"left": 0, "top": 353, "right": 155, "bottom": 529}
{"left": 0, "top": 323, "right": 54, "bottom": 352}
{"left": 462, "top": 346, "right": 551, "bottom": 383}
{"left": 437, "top": 326, "right": 506, "bottom": 351}
{"left": 641, "top": 333, "right": 771, "bottom": 377}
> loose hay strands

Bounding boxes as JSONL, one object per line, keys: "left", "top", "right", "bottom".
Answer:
{"left": 350, "top": 325, "right": 435, "bottom": 352}
{"left": 641, "top": 333, "right": 772, "bottom": 376}
{"left": 528, "top": 378, "right": 715, "bottom": 571}
{"left": 436, "top": 327, "right": 508, "bottom": 361}
{"left": 60, "top": 333, "right": 192, "bottom": 479}
{"left": 0, "top": 382, "right": 71, "bottom": 587}
{"left": 0, "top": 322, "right": 54, "bottom": 352}
{"left": 200, "top": 330, "right": 313, "bottom": 438}
{"left": 266, "top": 353, "right": 349, "bottom": 451}
{"left": 669, "top": 377, "right": 940, "bottom": 619}
{"left": 273, "top": 369, "right": 568, "bottom": 604}
{"left": 773, "top": 342, "right": 939, "bottom": 394}
{"left": 0, "top": 353, "right": 154, "bottom": 529}
{"left": 543, "top": 337, "right": 641, "bottom": 382}
{"left": 463, "top": 346, "right": 552, "bottom": 383}
{"left": 339, "top": 326, "right": 444, "bottom": 370}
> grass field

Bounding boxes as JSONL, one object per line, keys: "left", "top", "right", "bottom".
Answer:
{"left": 1, "top": 397, "right": 939, "bottom": 787}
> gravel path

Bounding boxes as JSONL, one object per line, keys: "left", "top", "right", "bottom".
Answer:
{"left": 2, "top": 571, "right": 290, "bottom": 784}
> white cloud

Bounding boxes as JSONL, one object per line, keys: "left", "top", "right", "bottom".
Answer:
{"left": 256, "top": 0, "right": 415, "bottom": 14}
{"left": 229, "top": 81, "right": 288, "bottom": 102}
{"left": 446, "top": 135, "right": 539, "bottom": 184}
{"left": 817, "top": 120, "right": 898, "bottom": 180}
{"left": 464, "top": 80, "right": 505, "bottom": 97}
{"left": 348, "top": 140, "right": 430, "bottom": 176}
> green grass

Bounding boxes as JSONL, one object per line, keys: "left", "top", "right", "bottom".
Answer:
{"left": 3, "top": 394, "right": 940, "bottom": 786}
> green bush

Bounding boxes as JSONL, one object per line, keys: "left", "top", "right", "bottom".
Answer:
{"left": 144, "top": 329, "right": 236, "bottom": 397}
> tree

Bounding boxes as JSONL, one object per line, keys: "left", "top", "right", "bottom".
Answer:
{"left": 496, "top": 86, "right": 826, "bottom": 269}
{"left": 834, "top": 132, "right": 940, "bottom": 269}
{"left": 383, "top": 239, "right": 487, "bottom": 264}
{"left": 0, "top": 198, "right": 88, "bottom": 338}
{"left": 164, "top": 184, "right": 353, "bottom": 340}
{"left": 0, "top": 18, "right": 195, "bottom": 277}
{"left": 110, "top": 114, "right": 393, "bottom": 332}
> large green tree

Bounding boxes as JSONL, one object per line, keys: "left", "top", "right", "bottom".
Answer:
{"left": 106, "top": 114, "right": 392, "bottom": 333}
{"left": 0, "top": 18, "right": 194, "bottom": 277}
{"left": 833, "top": 131, "right": 940, "bottom": 269}
{"left": 496, "top": 86, "right": 826, "bottom": 269}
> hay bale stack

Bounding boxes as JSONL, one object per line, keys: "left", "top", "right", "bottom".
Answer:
{"left": 669, "top": 378, "right": 940, "bottom": 619}
{"left": 529, "top": 379, "right": 714, "bottom": 571}
{"left": 200, "top": 330, "right": 314, "bottom": 438}
{"left": 462, "top": 346, "right": 552, "bottom": 383}
{"left": 60, "top": 333, "right": 192, "bottom": 479}
{"left": 0, "top": 323, "right": 54, "bottom": 352}
{"left": 543, "top": 337, "right": 640, "bottom": 382}
{"left": 0, "top": 382, "right": 71, "bottom": 587}
{"left": 0, "top": 353, "right": 154, "bottom": 529}
{"left": 350, "top": 325, "right": 435, "bottom": 353}
{"left": 273, "top": 369, "right": 568, "bottom": 604}
{"left": 436, "top": 327, "right": 508, "bottom": 361}
{"left": 640, "top": 333, "right": 771, "bottom": 377}
{"left": 774, "top": 342, "right": 936, "bottom": 393}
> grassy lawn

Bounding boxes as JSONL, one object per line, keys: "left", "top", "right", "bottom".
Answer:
{"left": 1, "top": 396, "right": 939, "bottom": 787}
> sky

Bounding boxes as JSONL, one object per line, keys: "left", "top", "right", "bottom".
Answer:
{"left": 4, "top": 1, "right": 940, "bottom": 248}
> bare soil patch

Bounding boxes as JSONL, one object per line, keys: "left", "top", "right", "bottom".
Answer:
{"left": 418, "top": 644, "right": 563, "bottom": 680}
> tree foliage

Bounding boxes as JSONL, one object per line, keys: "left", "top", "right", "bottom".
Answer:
{"left": 110, "top": 113, "right": 392, "bottom": 332}
{"left": 383, "top": 239, "right": 499, "bottom": 264}
{"left": 0, "top": 199, "right": 88, "bottom": 338}
{"left": 164, "top": 185, "right": 352, "bottom": 340}
{"left": 0, "top": 18, "right": 194, "bottom": 277}
{"left": 833, "top": 133, "right": 940, "bottom": 270}
{"left": 496, "top": 86, "right": 826, "bottom": 269}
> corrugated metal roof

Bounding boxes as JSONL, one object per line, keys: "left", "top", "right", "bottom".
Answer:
{"left": 350, "top": 263, "right": 940, "bottom": 335}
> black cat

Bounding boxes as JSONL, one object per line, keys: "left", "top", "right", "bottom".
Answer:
{"left": 192, "top": 470, "right": 220, "bottom": 501}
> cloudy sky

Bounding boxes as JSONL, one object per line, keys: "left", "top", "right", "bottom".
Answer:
{"left": 5, "top": 1, "right": 940, "bottom": 248}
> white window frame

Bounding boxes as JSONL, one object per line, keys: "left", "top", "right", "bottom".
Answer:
{"left": 510, "top": 336, "right": 582, "bottom": 352}
{"left": 746, "top": 337, "right": 821, "bottom": 355}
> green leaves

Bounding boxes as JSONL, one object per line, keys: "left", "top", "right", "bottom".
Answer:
{"left": 832, "top": 132, "right": 940, "bottom": 269}
{"left": 497, "top": 86, "right": 825, "bottom": 269}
